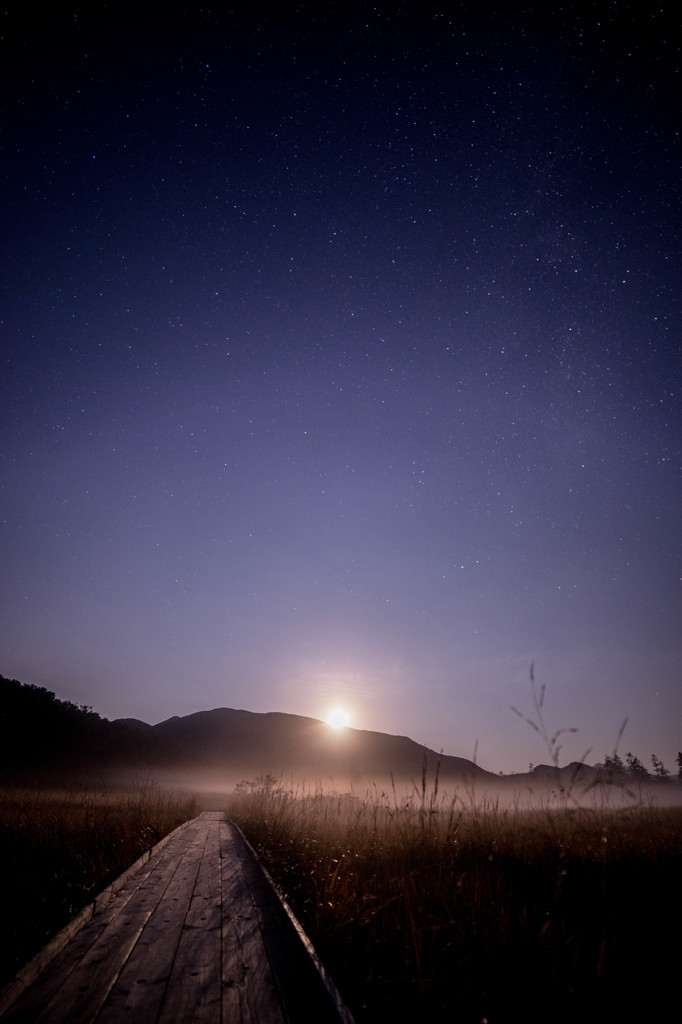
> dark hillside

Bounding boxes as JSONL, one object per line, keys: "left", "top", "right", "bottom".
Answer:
{"left": 0, "top": 675, "right": 175, "bottom": 778}
{"left": 1, "top": 674, "right": 491, "bottom": 785}
{"left": 150, "top": 707, "right": 494, "bottom": 785}
{"left": 8, "top": 674, "right": 668, "bottom": 799}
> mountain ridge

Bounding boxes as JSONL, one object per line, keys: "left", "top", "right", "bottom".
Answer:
{"left": 133, "top": 705, "right": 497, "bottom": 785}
{"left": 3, "top": 675, "right": 675, "bottom": 795}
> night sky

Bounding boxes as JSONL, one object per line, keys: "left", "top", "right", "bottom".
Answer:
{"left": 2, "top": 3, "right": 680, "bottom": 774}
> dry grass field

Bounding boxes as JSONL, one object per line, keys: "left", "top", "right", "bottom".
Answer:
{"left": 228, "top": 775, "right": 682, "bottom": 1023}
{"left": 0, "top": 781, "right": 198, "bottom": 990}
{"left": 1, "top": 772, "right": 679, "bottom": 1023}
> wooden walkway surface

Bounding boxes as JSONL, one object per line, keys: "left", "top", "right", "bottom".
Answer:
{"left": 0, "top": 812, "right": 354, "bottom": 1023}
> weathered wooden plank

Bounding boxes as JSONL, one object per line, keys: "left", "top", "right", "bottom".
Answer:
{"left": 0, "top": 811, "right": 355, "bottom": 1024}
{"left": 92, "top": 823, "right": 209, "bottom": 1023}
{"left": 0, "top": 818, "right": 202, "bottom": 1023}
{"left": 155, "top": 817, "right": 223, "bottom": 1024}
{"left": 0, "top": 819, "right": 193, "bottom": 1019}
{"left": 221, "top": 819, "right": 287, "bottom": 1023}
{"left": 36, "top": 824, "right": 208, "bottom": 1024}
{"left": 229, "top": 823, "right": 355, "bottom": 1024}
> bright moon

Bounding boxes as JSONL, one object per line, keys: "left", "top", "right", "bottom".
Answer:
{"left": 326, "top": 709, "right": 350, "bottom": 729}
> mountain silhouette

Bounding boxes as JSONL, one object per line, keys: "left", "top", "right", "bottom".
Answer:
{"left": 142, "top": 707, "right": 496, "bottom": 786}
{"left": 0, "top": 675, "right": 490, "bottom": 785}
{"left": 8, "top": 675, "right": 664, "bottom": 795}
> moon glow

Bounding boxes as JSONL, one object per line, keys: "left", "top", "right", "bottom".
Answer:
{"left": 326, "top": 709, "right": 350, "bottom": 729}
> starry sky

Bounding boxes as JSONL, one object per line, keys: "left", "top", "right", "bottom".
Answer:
{"left": 1, "top": 3, "right": 680, "bottom": 775}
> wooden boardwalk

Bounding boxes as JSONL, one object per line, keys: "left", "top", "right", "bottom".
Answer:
{"left": 0, "top": 812, "right": 354, "bottom": 1023}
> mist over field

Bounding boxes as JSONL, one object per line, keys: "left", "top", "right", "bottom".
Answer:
{"left": 3, "top": 673, "right": 679, "bottom": 811}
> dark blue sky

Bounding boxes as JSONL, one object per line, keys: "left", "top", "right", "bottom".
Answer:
{"left": 2, "top": 3, "right": 679, "bottom": 773}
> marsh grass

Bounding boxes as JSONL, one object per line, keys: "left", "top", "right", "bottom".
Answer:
{"left": 228, "top": 778, "right": 682, "bottom": 1023}
{"left": 0, "top": 780, "right": 198, "bottom": 986}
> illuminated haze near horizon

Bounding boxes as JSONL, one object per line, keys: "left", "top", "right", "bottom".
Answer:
{"left": 1, "top": 3, "right": 679, "bottom": 774}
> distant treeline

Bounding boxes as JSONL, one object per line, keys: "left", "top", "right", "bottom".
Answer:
{"left": 0, "top": 675, "right": 173, "bottom": 778}
{"left": 601, "top": 750, "right": 681, "bottom": 782}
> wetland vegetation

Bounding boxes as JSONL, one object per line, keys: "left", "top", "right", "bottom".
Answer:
{"left": 228, "top": 775, "right": 681, "bottom": 1023}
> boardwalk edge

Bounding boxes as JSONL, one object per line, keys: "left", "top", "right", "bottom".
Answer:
{"left": 231, "top": 821, "right": 356, "bottom": 1024}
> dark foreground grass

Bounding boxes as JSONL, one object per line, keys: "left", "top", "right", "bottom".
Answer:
{"left": 0, "top": 781, "right": 198, "bottom": 988}
{"left": 1, "top": 776, "right": 678, "bottom": 1022}
{"left": 228, "top": 783, "right": 682, "bottom": 1024}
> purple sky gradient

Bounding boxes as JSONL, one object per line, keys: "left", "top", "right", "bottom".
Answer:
{"left": 1, "top": 3, "right": 679, "bottom": 774}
